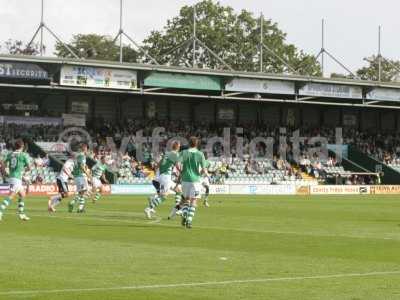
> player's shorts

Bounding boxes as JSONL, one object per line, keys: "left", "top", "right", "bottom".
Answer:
{"left": 182, "top": 181, "right": 202, "bottom": 199}
{"left": 152, "top": 179, "right": 161, "bottom": 194}
{"left": 8, "top": 178, "right": 24, "bottom": 194}
{"left": 157, "top": 174, "right": 173, "bottom": 194}
{"left": 56, "top": 178, "right": 69, "bottom": 194}
{"left": 75, "top": 177, "right": 88, "bottom": 192}
{"left": 202, "top": 177, "right": 210, "bottom": 187}
{"left": 92, "top": 177, "right": 103, "bottom": 189}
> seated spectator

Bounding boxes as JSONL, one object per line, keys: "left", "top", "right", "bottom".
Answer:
{"left": 276, "top": 157, "right": 285, "bottom": 170}
{"left": 35, "top": 154, "right": 43, "bottom": 169}
{"left": 245, "top": 160, "right": 256, "bottom": 175}
{"left": 42, "top": 154, "right": 50, "bottom": 167}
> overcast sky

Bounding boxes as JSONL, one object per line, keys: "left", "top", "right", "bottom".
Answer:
{"left": 1, "top": 0, "right": 399, "bottom": 75}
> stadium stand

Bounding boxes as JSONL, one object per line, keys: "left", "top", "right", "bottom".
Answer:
{"left": 352, "top": 131, "right": 400, "bottom": 173}
{"left": 0, "top": 117, "right": 392, "bottom": 186}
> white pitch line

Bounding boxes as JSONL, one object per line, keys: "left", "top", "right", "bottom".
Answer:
{"left": 1, "top": 271, "right": 400, "bottom": 296}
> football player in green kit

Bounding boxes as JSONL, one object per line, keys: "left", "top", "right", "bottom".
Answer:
{"left": 144, "top": 141, "right": 181, "bottom": 219}
{"left": 90, "top": 156, "right": 109, "bottom": 203}
{"left": 69, "top": 143, "right": 91, "bottom": 213}
{"left": 0, "top": 140, "right": 32, "bottom": 221}
{"left": 180, "top": 137, "right": 207, "bottom": 229}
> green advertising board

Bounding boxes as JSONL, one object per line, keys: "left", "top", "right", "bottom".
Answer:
{"left": 144, "top": 72, "right": 221, "bottom": 91}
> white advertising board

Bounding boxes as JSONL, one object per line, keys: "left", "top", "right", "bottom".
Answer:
{"left": 229, "top": 184, "right": 297, "bottom": 195}
{"left": 299, "top": 83, "right": 362, "bottom": 99}
{"left": 366, "top": 87, "right": 400, "bottom": 102}
{"left": 225, "top": 78, "right": 295, "bottom": 95}
{"left": 310, "top": 185, "right": 369, "bottom": 195}
{"left": 62, "top": 114, "right": 86, "bottom": 127}
{"left": 61, "top": 65, "right": 138, "bottom": 90}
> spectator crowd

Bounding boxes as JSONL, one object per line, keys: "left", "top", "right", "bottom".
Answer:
{"left": 0, "top": 118, "right": 394, "bottom": 185}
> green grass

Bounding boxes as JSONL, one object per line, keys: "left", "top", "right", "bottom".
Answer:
{"left": 1, "top": 195, "right": 400, "bottom": 300}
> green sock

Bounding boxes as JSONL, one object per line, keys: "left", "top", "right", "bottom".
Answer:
{"left": 70, "top": 195, "right": 78, "bottom": 207}
{"left": 187, "top": 205, "right": 197, "bottom": 223}
{"left": 175, "top": 192, "right": 182, "bottom": 206}
{"left": 17, "top": 197, "right": 25, "bottom": 215}
{"left": 94, "top": 192, "right": 101, "bottom": 202}
{"left": 150, "top": 195, "right": 165, "bottom": 209}
{"left": 181, "top": 203, "right": 190, "bottom": 219}
{"left": 0, "top": 197, "right": 11, "bottom": 214}
{"left": 78, "top": 195, "right": 86, "bottom": 210}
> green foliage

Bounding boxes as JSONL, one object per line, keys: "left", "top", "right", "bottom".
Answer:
{"left": 142, "top": 0, "right": 321, "bottom": 75}
{"left": 0, "top": 39, "right": 42, "bottom": 56}
{"left": 356, "top": 55, "right": 400, "bottom": 82}
{"left": 330, "top": 73, "right": 355, "bottom": 80}
{"left": 52, "top": 1, "right": 321, "bottom": 75}
{"left": 54, "top": 34, "right": 139, "bottom": 62}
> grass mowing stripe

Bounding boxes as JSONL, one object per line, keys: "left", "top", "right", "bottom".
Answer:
{"left": 28, "top": 213, "right": 400, "bottom": 241}
{"left": 3, "top": 196, "right": 400, "bottom": 299}
{"left": 1, "top": 271, "right": 400, "bottom": 296}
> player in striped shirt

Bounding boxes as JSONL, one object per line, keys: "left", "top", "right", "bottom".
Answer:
{"left": 90, "top": 156, "right": 109, "bottom": 203}
{"left": 48, "top": 157, "right": 75, "bottom": 212}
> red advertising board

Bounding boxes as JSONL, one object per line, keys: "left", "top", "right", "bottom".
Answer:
{"left": 26, "top": 184, "right": 111, "bottom": 196}
{"left": 0, "top": 185, "right": 9, "bottom": 195}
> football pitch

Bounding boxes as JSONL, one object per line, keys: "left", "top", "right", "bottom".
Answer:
{"left": 1, "top": 195, "right": 400, "bottom": 300}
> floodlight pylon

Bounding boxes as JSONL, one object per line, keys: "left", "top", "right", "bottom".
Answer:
{"left": 374, "top": 26, "right": 400, "bottom": 82}
{"left": 315, "top": 19, "right": 357, "bottom": 78}
{"left": 163, "top": 4, "right": 234, "bottom": 71}
{"left": 259, "top": 13, "right": 297, "bottom": 74}
{"left": 112, "top": 0, "right": 159, "bottom": 64}
{"left": 27, "top": 0, "right": 80, "bottom": 59}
